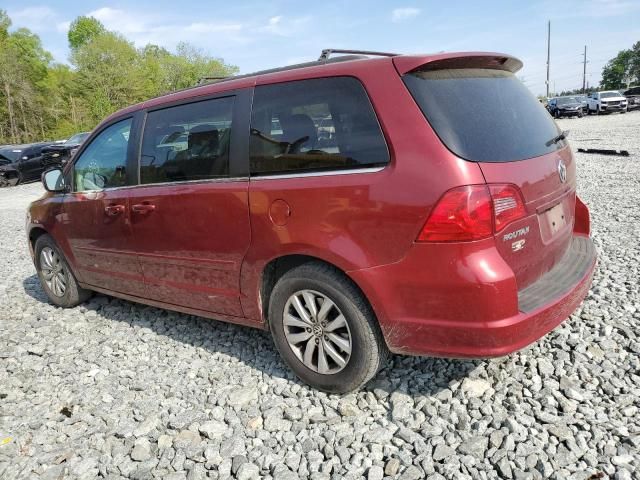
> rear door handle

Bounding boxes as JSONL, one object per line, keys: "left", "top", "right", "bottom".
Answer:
{"left": 131, "top": 203, "right": 156, "bottom": 214}
{"left": 104, "top": 204, "right": 125, "bottom": 216}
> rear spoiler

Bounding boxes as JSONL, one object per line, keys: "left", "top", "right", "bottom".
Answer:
{"left": 393, "top": 52, "right": 523, "bottom": 76}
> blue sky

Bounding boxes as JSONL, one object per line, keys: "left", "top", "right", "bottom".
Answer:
{"left": 4, "top": 0, "right": 639, "bottom": 95}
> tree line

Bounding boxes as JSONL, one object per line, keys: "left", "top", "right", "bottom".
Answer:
{"left": 0, "top": 12, "right": 238, "bottom": 145}
{"left": 600, "top": 41, "right": 640, "bottom": 91}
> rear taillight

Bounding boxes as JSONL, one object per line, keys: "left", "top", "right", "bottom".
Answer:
{"left": 417, "top": 185, "right": 493, "bottom": 242}
{"left": 417, "top": 184, "right": 526, "bottom": 242}
{"left": 488, "top": 184, "right": 526, "bottom": 232}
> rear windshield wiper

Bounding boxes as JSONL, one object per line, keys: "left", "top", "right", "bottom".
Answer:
{"left": 546, "top": 130, "right": 569, "bottom": 147}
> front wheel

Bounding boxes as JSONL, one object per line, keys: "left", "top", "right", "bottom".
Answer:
{"left": 35, "top": 234, "right": 92, "bottom": 308}
{"left": 268, "top": 262, "right": 388, "bottom": 393}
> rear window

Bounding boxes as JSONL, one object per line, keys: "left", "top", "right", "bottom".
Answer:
{"left": 403, "top": 68, "right": 564, "bottom": 162}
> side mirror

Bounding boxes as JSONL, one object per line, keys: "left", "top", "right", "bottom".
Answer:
{"left": 42, "top": 168, "right": 66, "bottom": 193}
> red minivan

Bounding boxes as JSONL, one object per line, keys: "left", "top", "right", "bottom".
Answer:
{"left": 28, "top": 50, "right": 596, "bottom": 393}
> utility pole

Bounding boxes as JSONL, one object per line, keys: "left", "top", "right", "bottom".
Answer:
{"left": 582, "top": 45, "right": 588, "bottom": 93}
{"left": 546, "top": 20, "right": 551, "bottom": 98}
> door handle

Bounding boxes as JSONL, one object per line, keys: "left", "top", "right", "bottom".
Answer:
{"left": 104, "top": 204, "right": 125, "bottom": 216}
{"left": 131, "top": 203, "right": 156, "bottom": 214}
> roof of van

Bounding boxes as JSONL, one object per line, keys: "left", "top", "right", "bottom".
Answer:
{"left": 102, "top": 51, "right": 522, "bottom": 126}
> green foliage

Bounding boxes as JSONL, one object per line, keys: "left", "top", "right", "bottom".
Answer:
{"left": 600, "top": 42, "right": 640, "bottom": 90}
{"left": 0, "top": 11, "right": 238, "bottom": 144}
{"left": 68, "top": 16, "right": 105, "bottom": 50}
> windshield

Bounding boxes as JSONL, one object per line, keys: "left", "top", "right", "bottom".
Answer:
{"left": 557, "top": 97, "right": 578, "bottom": 105}
{"left": 65, "top": 132, "right": 89, "bottom": 145}
{"left": 601, "top": 92, "right": 622, "bottom": 98}
{"left": 403, "top": 68, "right": 563, "bottom": 162}
{"left": 0, "top": 149, "right": 22, "bottom": 162}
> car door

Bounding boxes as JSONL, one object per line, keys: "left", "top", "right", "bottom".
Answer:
{"left": 62, "top": 115, "right": 147, "bottom": 297}
{"left": 19, "top": 145, "right": 46, "bottom": 181}
{"left": 127, "top": 90, "right": 252, "bottom": 317}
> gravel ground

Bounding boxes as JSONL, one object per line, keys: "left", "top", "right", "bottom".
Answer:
{"left": 1, "top": 112, "right": 639, "bottom": 480}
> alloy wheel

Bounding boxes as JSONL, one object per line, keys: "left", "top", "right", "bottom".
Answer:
{"left": 40, "top": 247, "right": 67, "bottom": 297}
{"left": 283, "top": 289, "right": 352, "bottom": 374}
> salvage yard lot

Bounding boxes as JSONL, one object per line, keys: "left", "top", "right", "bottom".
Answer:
{"left": 1, "top": 113, "right": 639, "bottom": 479}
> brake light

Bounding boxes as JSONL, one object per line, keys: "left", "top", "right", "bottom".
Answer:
{"left": 417, "top": 185, "right": 493, "bottom": 242}
{"left": 417, "top": 184, "right": 526, "bottom": 242}
{"left": 489, "top": 184, "right": 526, "bottom": 232}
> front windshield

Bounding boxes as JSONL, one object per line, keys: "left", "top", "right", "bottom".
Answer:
{"left": 601, "top": 92, "right": 621, "bottom": 98}
{"left": 65, "top": 132, "right": 89, "bottom": 145}
{"left": 557, "top": 97, "right": 578, "bottom": 105}
{"left": 0, "top": 149, "right": 21, "bottom": 162}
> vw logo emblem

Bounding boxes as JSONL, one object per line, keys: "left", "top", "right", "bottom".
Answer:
{"left": 558, "top": 160, "right": 567, "bottom": 183}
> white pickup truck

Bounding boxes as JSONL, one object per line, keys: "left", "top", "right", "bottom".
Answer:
{"left": 586, "top": 91, "right": 628, "bottom": 114}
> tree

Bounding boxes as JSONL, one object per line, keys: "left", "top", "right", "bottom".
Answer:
{"left": 0, "top": 12, "right": 52, "bottom": 143}
{"left": 0, "top": 11, "right": 238, "bottom": 144}
{"left": 71, "top": 31, "right": 144, "bottom": 125}
{"left": 68, "top": 16, "right": 105, "bottom": 50}
{"left": 600, "top": 42, "right": 640, "bottom": 90}
{"left": 601, "top": 49, "right": 633, "bottom": 90}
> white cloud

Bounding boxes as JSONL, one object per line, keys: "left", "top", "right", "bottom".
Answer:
{"left": 391, "top": 7, "right": 421, "bottom": 22}
{"left": 84, "top": 7, "right": 248, "bottom": 48}
{"left": 56, "top": 21, "right": 71, "bottom": 33}
{"left": 260, "top": 15, "right": 310, "bottom": 36}
{"left": 8, "top": 6, "right": 61, "bottom": 30}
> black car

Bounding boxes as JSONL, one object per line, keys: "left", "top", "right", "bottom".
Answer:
{"left": 40, "top": 132, "right": 90, "bottom": 166}
{"left": 0, "top": 142, "right": 58, "bottom": 187}
{"left": 547, "top": 96, "right": 584, "bottom": 118}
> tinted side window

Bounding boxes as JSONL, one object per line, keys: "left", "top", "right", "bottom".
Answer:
{"left": 250, "top": 77, "right": 389, "bottom": 175}
{"left": 74, "top": 118, "right": 132, "bottom": 191}
{"left": 140, "top": 97, "right": 234, "bottom": 184}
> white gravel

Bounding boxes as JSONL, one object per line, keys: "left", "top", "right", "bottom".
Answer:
{"left": 1, "top": 112, "right": 639, "bottom": 479}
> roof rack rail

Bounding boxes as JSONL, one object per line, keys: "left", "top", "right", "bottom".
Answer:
{"left": 318, "top": 48, "right": 399, "bottom": 61}
{"left": 197, "top": 76, "right": 230, "bottom": 85}
{"left": 180, "top": 51, "right": 387, "bottom": 93}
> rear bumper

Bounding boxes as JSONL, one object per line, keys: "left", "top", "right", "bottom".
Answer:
{"left": 350, "top": 235, "right": 596, "bottom": 358}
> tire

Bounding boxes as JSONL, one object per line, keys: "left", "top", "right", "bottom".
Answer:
{"left": 268, "top": 262, "right": 388, "bottom": 393}
{"left": 34, "top": 234, "right": 92, "bottom": 308}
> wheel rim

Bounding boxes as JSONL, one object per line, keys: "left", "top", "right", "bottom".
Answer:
{"left": 40, "top": 247, "right": 67, "bottom": 297}
{"left": 283, "top": 289, "right": 352, "bottom": 374}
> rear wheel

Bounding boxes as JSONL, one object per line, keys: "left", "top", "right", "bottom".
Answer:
{"left": 268, "top": 262, "right": 387, "bottom": 393}
{"left": 35, "top": 234, "right": 92, "bottom": 308}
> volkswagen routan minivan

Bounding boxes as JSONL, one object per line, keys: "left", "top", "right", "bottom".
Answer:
{"left": 27, "top": 50, "right": 596, "bottom": 392}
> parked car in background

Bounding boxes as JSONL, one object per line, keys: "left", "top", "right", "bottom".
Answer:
{"left": 547, "top": 96, "right": 584, "bottom": 118}
{"left": 575, "top": 95, "right": 588, "bottom": 113}
{"left": 0, "top": 142, "right": 56, "bottom": 187}
{"left": 587, "top": 90, "right": 628, "bottom": 114}
{"left": 28, "top": 50, "right": 596, "bottom": 392}
{"left": 40, "top": 132, "right": 90, "bottom": 166}
{"left": 623, "top": 86, "right": 640, "bottom": 111}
